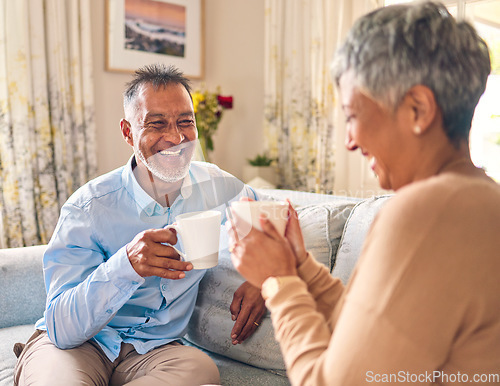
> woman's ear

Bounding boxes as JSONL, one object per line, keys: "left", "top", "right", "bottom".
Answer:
{"left": 405, "top": 85, "right": 439, "bottom": 135}
{"left": 120, "top": 119, "right": 134, "bottom": 146}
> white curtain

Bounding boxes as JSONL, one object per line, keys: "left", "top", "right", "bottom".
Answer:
{"left": 0, "top": 0, "right": 96, "bottom": 248}
{"left": 264, "top": 0, "right": 380, "bottom": 193}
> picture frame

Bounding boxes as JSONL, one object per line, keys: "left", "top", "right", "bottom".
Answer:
{"left": 106, "top": 0, "right": 204, "bottom": 78}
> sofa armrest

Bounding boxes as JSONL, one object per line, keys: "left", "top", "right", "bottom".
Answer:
{"left": 0, "top": 245, "right": 47, "bottom": 329}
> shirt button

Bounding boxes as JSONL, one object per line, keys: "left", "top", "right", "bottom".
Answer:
{"left": 106, "top": 309, "right": 113, "bottom": 314}
{"left": 161, "top": 284, "right": 167, "bottom": 291}
{"left": 132, "top": 281, "right": 138, "bottom": 285}
{"left": 114, "top": 345, "right": 119, "bottom": 350}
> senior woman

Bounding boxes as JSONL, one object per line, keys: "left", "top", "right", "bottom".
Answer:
{"left": 229, "top": 2, "right": 500, "bottom": 385}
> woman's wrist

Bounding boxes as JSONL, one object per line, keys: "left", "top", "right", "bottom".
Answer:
{"left": 295, "top": 250, "right": 310, "bottom": 267}
{"left": 261, "top": 276, "right": 302, "bottom": 301}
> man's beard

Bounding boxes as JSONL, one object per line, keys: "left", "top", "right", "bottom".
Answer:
{"left": 135, "top": 141, "right": 196, "bottom": 183}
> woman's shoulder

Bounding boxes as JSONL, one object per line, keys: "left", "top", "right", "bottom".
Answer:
{"left": 379, "top": 172, "right": 500, "bottom": 227}
{"left": 359, "top": 171, "right": 500, "bottom": 291}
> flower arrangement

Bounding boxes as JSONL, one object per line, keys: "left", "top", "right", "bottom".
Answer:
{"left": 192, "top": 87, "right": 233, "bottom": 161}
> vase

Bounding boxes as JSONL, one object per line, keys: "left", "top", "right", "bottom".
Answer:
{"left": 198, "top": 134, "right": 212, "bottom": 162}
{"left": 242, "top": 165, "right": 277, "bottom": 188}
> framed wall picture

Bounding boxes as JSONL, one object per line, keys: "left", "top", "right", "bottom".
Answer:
{"left": 106, "top": 0, "right": 204, "bottom": 78}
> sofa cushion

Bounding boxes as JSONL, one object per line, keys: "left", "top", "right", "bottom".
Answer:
{"left": 298, "top": 200, "right": 357, "bottom": 269}
{"left": 332, "top": 195, "right": 392, "bottom": 284}
{"left": 0, "top": 324, "right": 36, "bottom": 386}
{"left": 0, "top": 245, "right": 47, "bottom": 329}
{"left": 183, "top": 340, "right": 290, "bottom": 386}
{"left": 184, "top": 199, "right": 357, "bottom": 370}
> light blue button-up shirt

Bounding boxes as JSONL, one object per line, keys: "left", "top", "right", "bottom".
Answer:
{"left": 36, "top": 158, "right": 257, "bottom": 361}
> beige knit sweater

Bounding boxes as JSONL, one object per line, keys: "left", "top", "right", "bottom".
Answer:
{"left": 265, "top": 163, "right": 500, "bottom": 385}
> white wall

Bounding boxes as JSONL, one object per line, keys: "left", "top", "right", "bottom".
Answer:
{"left": 90, "top": 0, "right": 265, "bottom": 180}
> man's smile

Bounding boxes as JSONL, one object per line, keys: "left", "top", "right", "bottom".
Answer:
{"left": 159, "top": 148, "right": 182, "bottom": 156}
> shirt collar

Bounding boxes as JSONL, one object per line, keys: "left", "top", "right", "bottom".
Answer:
{"left": 122, "top": 155, "right": 195, "bottom": 217}
{"left": 122, "top": 156, "right": 157, "bottom": 216}
{"left": 178, "top": 171, "right": 193, "bottom": 200}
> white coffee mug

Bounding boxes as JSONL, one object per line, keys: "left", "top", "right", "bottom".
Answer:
{"left": 165, "top": 210, "right": 221, "bottom": 269}
{"left": 230, "top": 200, "right": 289, "bottom": 239}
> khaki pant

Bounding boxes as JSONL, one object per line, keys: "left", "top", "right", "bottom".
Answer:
{"left": 14, "top": 331, "right": 220, "bottom": 386}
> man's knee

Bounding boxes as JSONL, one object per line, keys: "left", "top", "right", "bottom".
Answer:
{"left": 159, "top": 345, "right": 220, "bottom": 385}
{"left": 183, "top": 346, "right": 220, "bottom": 383}
{"left": 15, "top": 332, "right": 111, "bottom": 386}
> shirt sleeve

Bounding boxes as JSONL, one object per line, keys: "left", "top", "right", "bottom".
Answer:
{"left": 243, "top": 184, "right": 259, "bottom": 201}
{"left": 43, "top": 202, "right": 144, "bottom": 349}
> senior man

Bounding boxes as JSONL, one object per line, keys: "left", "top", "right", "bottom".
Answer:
{"left": 14, "top": 64, "right": 265, "bottom": 385}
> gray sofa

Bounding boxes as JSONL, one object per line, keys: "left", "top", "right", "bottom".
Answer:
{"left": 0, "top": 189, "right": 391, "bottom": 385}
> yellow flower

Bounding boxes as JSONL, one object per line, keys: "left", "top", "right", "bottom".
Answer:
{"left": 192, "top": 91, "right": 205, "bottom": 114}
{"left": 191, "top": 86, "right": 233, "bottom": 160}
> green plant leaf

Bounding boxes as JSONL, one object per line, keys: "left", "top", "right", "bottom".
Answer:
{"left": 206, "top": 136, "right": 214, "bottom": 151}
{"left": 247, "top": 153, "right": 275, "bottom": 166}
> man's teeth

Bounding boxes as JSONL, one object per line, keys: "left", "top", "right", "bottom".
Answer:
{"left": 160, "top": 149, "right": 181, "bottom": 156}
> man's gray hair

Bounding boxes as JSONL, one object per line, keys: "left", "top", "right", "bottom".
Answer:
{"left": 123, "top": 63, "right": 192, "bottom": 120}
{"left": 332, "top": 1, "right": 491, "bottom": 145}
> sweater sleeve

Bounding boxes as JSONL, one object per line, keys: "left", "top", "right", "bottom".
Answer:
{"left": 296, "top": 253, "right": 345, "bottom": 322}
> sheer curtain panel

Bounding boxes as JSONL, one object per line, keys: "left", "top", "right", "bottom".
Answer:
{"left": 264, "top": 0, "right": 338, "bottom": 193}
{"left": 0, "top": 0, "right": 96, "bottom": 248}
{"left": 264, "top": 0, "right": 381, "bottom": 193}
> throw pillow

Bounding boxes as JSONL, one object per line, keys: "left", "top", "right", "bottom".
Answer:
{"left": 332, "top": 195, "right": 392, "bottom": 284}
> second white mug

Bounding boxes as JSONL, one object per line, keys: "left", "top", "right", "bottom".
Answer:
{"left": 230, "top": 200, "right": 289, "bottom": 239}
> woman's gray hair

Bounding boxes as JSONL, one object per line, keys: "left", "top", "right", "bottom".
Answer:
{"left": 332, "top": 1, "right": 491, "bottom": 145}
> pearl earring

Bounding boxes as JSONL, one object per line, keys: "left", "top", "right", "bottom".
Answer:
{"left": 414, "top": 125, "right": 422, "bottom": 135}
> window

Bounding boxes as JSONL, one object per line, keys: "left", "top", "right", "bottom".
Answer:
{"left": 384, "top": 0, "right": 500, "bottom": 182}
